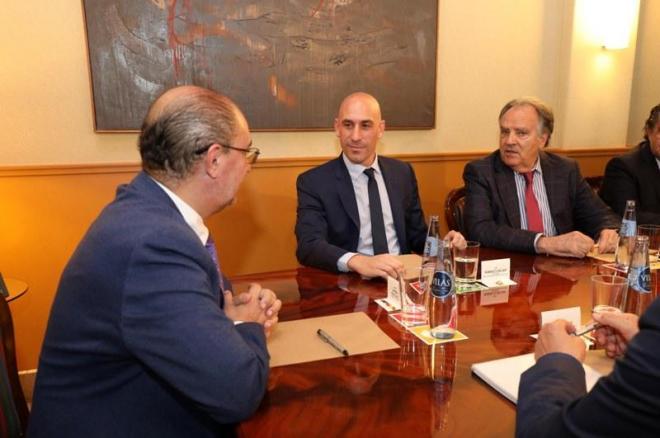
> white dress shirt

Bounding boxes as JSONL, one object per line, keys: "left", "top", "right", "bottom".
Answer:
{"left": 151, "top": 177, "right": 208, "bottom": 245}
{"left": 337, "top": 154, "right": 401, "bottom": 271}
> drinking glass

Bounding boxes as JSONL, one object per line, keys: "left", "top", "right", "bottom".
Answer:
{"left": 399, "top": 266, "right": 434, "bottom": 326}
{"left": 637, "top": 224, "right": 660, "bottom": 260}
{"left": 452, "top": 241, "right": 480, "bottom": 283}
{"left": 591, "top": 274, "right": 627, "bottom": 313}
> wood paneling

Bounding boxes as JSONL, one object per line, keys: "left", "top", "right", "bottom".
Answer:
{"left": 0, "top": 148, "right": 626, "bottom": 369}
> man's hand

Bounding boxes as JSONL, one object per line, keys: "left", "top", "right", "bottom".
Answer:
{"left": 535, "top": 319, "right": 586, "bottom": 362}
{"left": 592, "top": 311, "right": 640, "bottom": 358}
{"left": 444, "top": 230, "right": 466, "bottom": 249}
{"left": 224, "top": 284, "right": 282, "bottom": 337}
{"left": 347, "top": 254, "right": 404, "bottom": 279}
{"left": 536, "top": 231, "right": 594, "bottom": 258}
{"left": 595, "top": 229, "right": 619, "bottom": 254}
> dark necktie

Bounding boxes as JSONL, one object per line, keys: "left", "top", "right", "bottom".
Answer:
{"left": 204, "top": 234, "right": 226, "bottom": 302}
{"left": 364, "top": 168, "right": 389, "bottom": 255}
{"left": 523, "top": 172, "right": 544, "bottom": 233}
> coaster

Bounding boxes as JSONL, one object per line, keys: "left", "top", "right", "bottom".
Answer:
{"left": 408, "top": 326, "right": 469, "bottom": 345}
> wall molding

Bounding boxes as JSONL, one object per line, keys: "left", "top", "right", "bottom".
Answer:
{"left": 0, "top": 147, "right": 629, "bottom": 177}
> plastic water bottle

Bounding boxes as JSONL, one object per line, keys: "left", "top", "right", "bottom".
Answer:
{"left": 615, "top": 200, "right": 636, "bottom": 271}
{"left": 428, "top": 240, "right": 457, "bottom": 339}
{"left": 422, "top": 215, "right": 441, "bottom": 269}
{"left": 625, "top": 235, "right": 653, "bottom": 315}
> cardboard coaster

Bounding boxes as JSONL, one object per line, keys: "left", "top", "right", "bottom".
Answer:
{"left": 408, "top": 326, "right": 469, "bottom": 345}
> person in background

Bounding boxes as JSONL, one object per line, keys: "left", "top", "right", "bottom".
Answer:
{"left": 28, "top": 86, "right": 281, "bottom": 437}
{"left": 463, "top": 97, "right": 619, "bottom": 258}
{"left": 295, "top": 92, "right": 465, "bottom": 279}
{"left": 600, "top": 103, "right": 660, "bottom": 224}
{"left": 516, "top": 300, "right": 660, "bottom": 437}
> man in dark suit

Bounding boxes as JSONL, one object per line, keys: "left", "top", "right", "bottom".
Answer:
{"left": 463, "top": 97, "right": 619, "bottom": 257}
{"left": 28, "top": 86, "right": 281, "bottom": 437}
{"left": 600, "top": 103, "right": 660, "bottom": 224}
{"left": 516, "top": 300, "right": 660, "bottom": 437}
{"left": 295, "top": 92, "right": 464, "bottom": 278}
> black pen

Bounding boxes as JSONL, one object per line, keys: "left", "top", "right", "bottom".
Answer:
{"left": 317, "top": 329, "right": 349, "bottom": 356}
{"left": 573, "top": 322, "right": 603, "bottom": 337}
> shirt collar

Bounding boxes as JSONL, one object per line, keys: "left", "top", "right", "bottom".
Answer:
{"left": 151, "top": 177, "right": 209, "bottom": 245}
{"left": 515, "top": 158, "right": 543, "bottom": 176}
{"left": 342, "top": 153, "right": 382, "bottom": 182}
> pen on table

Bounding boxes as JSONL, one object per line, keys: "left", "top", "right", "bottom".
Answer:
{"left": 317, "top": 328, "right": 349, "bottom": 356}
{"left": 573, "top": 322, "right": 603, "bottom": 337}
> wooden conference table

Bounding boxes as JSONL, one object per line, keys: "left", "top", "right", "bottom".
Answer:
{"left": 233, "top": 248, "right": 657, "bottom": 437}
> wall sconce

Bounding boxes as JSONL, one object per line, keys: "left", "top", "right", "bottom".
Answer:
{"left": 595, "top": 0, "right": 640, "bottom": 50}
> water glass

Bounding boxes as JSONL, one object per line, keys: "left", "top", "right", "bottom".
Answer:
{"left": 591, "top": 274, "right": 627, "bottom": 313}
{"left": 399, "top": 266, "right": 433, "bottom": 326}
{"left": 637, "top": 224, "right": 660, "bottom": 259}
{"left": 452, "top": 241, "right": 480, "bottom": 283}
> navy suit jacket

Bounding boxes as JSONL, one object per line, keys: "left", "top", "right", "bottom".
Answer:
{"left": 28, "top": 172, "right": 269, "bottom": 438}
{"left": 295, "top": 155, "right": 427, "bottom": 272}
{"left": 463, "top": 151, "right": 619, "bottom": 253}
{"left": 516, "top": 298, "right": 660, "bottom": 437}
{"left": 600, "top": 141, "right": 660, "bottom": 225}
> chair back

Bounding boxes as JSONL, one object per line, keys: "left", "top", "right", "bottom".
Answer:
{"left": 0, "top": 295, "right": 28, "bottom": 437}
{"left": 584, "top": 175, "right": 604, "bottom": 196}
{"left": 444, "top": 186, "right": 467, "bottom": 235}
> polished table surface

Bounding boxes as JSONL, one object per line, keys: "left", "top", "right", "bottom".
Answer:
{"left": 232, "top": 249, "right": 657, "bottom": 437}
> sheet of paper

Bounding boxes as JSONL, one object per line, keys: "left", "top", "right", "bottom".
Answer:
{"left": 267, "top": 312, "right": 399, "bottom": 367}
{"left": 589, "top": 252, "right": 660, "bottom": 270}
{"left": 480, "top": 259, "right": 517, "bottom": 287}
{"left": 471, "top": 350, "right": 613, "bottom": 404}
{"left": 540, "top": 306, "right": 582, "bottom": 328}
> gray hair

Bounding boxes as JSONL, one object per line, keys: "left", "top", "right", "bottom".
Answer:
{"left": 499, "top": 97, "right": 554, "bottom": 146}
{"left": 138, "top": 87, "right": 238, "bottom": 179}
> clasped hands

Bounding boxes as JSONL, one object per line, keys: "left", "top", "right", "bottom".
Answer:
{"left": 347, "top": 231, "right": 467, "bottom": 279}
{"left": 535, "top": 311, "right": 640, "bottom": 362}
{"left": 536, "top": 228, "right": 618, "bottom": 258}
{"left": 223, "top": 283, "right": 282, "bottom": 337}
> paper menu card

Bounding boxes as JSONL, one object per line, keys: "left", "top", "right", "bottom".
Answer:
{"left": 267, "top": 312, "right": 399, "bottom": 367}
{"left": 471, "top": 350, "right": 613, "bottom": 404}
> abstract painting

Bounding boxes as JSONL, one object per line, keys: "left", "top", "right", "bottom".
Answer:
{"left": 83, "top": 1, "right": 438, "bottom": 131}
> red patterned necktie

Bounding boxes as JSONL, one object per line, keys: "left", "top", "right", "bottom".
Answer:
{"left": 523, "top": 172, "right": 544, "bottom": 233}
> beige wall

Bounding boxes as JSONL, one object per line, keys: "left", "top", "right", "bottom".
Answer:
{"left": 1, "top": 1, "right": 655, "bottom": 166}
{"left": 628, "top": 0, "right": 660, "bottom": 144}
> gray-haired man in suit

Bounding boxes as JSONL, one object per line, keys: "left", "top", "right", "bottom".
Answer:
{"left": 463, "top": 97, "right": 619, "bottom": 257}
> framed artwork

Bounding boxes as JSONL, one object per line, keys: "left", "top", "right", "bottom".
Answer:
{"left": 82, "top": 1, "right": 438, "bottom": 131}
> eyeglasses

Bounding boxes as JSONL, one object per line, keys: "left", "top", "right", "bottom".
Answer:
{"left": 195, "top": 143, "right": 260, "bottom": 164}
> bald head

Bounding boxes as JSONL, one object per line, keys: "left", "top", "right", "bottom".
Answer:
{"left": 337, "top": 92, "right": 382, "bottom": 121}
{"left": 139, "top": 86, "right": 242, "bottom": 180}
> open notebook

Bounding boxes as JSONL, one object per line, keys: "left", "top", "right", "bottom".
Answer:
{"left": 471, "top": 350, "right": 614, "bottom": 404}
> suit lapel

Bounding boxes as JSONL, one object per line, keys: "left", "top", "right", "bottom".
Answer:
{"left": 641, "top": 144, "right": 660, "bottom": 203}
{"left": 538, "top": 152, "right": 561, "bottom": 228}
{"left": 379, "top": 157, "right": 406, "bottom": 247}
{"left": 493, "top": 154, "right": 522, "bottom": 228}
{"left": 334, "top": 156, "right": 360, "bottom": 229}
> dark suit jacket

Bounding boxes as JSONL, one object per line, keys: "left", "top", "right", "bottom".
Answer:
{"left": 28, "top": 172, "right": 269, "bottom": 438}
{"left": 463, "top": 151, "right": 619, "bottom": 253}
{"left": 295, "top": 155, "right": 427, "bottom": 272}
{"left": 516, "top": 298, "right": 660, "bottom": 437}
{"left": 600, "top": 141, "right": 660, "bottom": 225}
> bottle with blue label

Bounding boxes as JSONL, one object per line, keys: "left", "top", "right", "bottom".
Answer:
{"left": 428, "top": 240, "right": 457, "bottom": 339}
{"left": 625, "top": 235, "right": 653, "bottom": 315}
{"left": 422, "top": 215, "right": 441, "bottom": 270}
{"left": 615, "top": 200, "right": 636, "bottom": 270}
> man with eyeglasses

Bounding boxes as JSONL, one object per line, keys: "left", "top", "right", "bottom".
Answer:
{"left": 29, "top": 86, "right": 280, "bottom": 437}
{"left": 295, "top": 92, "right": 465, "bottom": 279}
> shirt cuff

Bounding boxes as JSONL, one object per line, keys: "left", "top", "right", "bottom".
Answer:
{"left": 337, "top": 252, "right": 356, "bottom": 272}
{"left": 533, "top": 233, "right": 544, "bottom": 254}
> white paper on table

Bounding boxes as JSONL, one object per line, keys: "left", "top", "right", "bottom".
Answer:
{"left": 480, "top": 258, "right": 517, "bottom": 287}
{"left": 540, "top": 306, "right": 582, "bottom": 328}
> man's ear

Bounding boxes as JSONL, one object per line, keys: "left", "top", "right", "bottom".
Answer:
{"left": 378, "top": 120, "right": 385, "bottom": 138}
{"left": 204, "top": 144, "right": 222, "bottom": 178}
{"left": 333, "top": 118, "right": 341, "bottom": 137}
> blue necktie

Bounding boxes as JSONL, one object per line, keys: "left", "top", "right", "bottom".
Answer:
{"left": 364, "top": 168, "right": 389, "bottom": 255}
{"left": 204, "top": 235, "right": 225, "bottom": 305}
